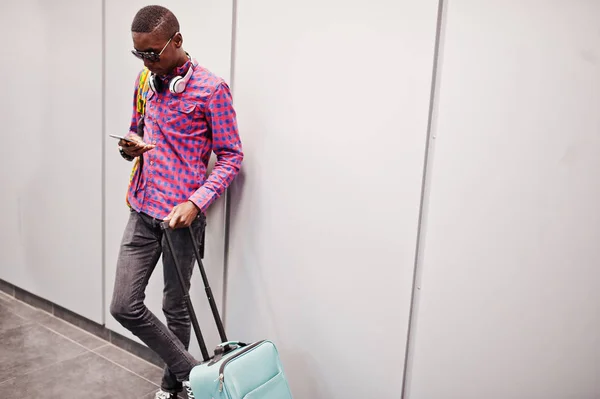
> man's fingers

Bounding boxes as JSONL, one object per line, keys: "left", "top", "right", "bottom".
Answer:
{"left": 121, "top": 141, "right": 154, "bottom": 157}
{"left": 165, "top": 208, "right": 176, "bottom": 222}
{"left": 128, "top": 150, "right": 143, "bottom": 158}
{"left": 132, "top": 145, "right": 154, "bottom": 157}
{"left": 123, "top": 140, "right": 139, "bottom": 148}
{"left": 131, "top": 144, "right": 151, "bottom": 157}
{"left": 169, "top": 213, "right": 179, "bottom": 229}
{"left": 165, "top": 203, "right": 196, "bottom": 229}
{"left": 122, "top": 144, "right": 143, "bottom": 157}
{"left": 169, "top": 214, "right": 191, "bottom": 229}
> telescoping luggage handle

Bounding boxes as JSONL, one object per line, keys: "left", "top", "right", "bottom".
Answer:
{"left": 160, "top": 221, "right": 232, "bottom": 363}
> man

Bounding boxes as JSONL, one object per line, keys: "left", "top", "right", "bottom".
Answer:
{"left": 109, "top": 5, "right": 243, "bottom": 399}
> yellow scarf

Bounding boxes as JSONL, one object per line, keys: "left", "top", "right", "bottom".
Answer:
{"left": 126, "top": 68, "right": 151, "bottom": 207}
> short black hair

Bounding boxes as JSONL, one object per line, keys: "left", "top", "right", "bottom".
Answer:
{"left": 131, "top": 5, "right": 179, "bottom": 39}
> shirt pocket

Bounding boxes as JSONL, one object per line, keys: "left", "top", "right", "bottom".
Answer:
{"left": 166, "top": 99, "right": 197, "bottom": 134}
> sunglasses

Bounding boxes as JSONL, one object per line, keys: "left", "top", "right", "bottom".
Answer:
{"left": 131, "top": 33, "right": 176, "bottom": 62}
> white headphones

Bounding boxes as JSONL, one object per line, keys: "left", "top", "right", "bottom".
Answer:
{"left": 149, "top": 58, "right": 196, "bottom": 94}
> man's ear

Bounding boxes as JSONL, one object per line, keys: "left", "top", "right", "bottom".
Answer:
{"left": 174, "top": 32, "right": 183, "bottom": 48}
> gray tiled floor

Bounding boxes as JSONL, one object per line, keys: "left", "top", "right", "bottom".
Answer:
{"left": 0, "top": 292, "right": 164, "bottom": 398}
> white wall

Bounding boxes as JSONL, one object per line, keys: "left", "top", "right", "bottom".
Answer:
{"left": 104, "top": 0, "right": 234, "bottom": 357}
{"left": 0, "top": 0, "right": 104, "bottom": 323}
{"left": 225, "top": 1, "right": 439, "bottom": 397}
{"left": 405, "top": 1, "right": 600, "bottom": 398}
{"left": 4, "top": 1, "right": 599, "bottom": 398}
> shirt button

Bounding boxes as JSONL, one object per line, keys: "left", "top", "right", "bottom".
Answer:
{"left": 150, "top": 161, "right": 154, "bottom": 165}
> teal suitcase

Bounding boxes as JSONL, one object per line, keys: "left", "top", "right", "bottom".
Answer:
{"left": 162, "top": 223, "right": 293, "bottom": 399}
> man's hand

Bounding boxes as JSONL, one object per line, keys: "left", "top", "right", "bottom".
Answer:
{"left": 165, "top": 201, "right": 200, "bottom": 229}
{"left": 119, "top": 134, "right": 155, "bottom": 158}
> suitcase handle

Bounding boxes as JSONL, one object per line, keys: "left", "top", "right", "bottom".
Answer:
{"left": 216, "top": 341, "right": 247, "bottom": 349}
{"left": 160, "top": 221, "right": 229, "bottom": 362}
{"left": 214, "top": 341, "right": 247, "bottom": 356}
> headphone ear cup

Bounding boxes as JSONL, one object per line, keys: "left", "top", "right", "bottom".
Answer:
{"left": 169, "top": 76, "right": 185, "bottom": 94}
{"left": 169, "top": 62, "right": 195, "bottom": 94}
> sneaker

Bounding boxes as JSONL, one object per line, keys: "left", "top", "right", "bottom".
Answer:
{"left": 154, "top": 389, "right": 178, "bottom": 399}
{"left": 183, "top": 381, "right": 195, "bottom": 399}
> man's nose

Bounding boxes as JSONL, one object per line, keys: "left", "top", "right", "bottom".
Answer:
{"left": 143, "top": 59, "right": 155, "bottom": 68}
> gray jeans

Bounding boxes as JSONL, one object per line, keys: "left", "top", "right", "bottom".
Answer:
{"left": 110, "top": 209, "right": 205, "bottom": 392}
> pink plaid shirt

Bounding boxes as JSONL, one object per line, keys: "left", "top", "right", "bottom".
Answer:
{"left": 126, "top": 59, "right": 243, "bottom": 219}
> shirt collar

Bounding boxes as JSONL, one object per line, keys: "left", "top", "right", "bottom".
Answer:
{"left": 161, "top": 54, "right": 194, "bottom": 80}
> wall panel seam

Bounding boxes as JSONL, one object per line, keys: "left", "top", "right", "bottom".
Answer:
{"left": 222, "top": 0, "right": 239, "bottom": 330}
{"left": 101, "top": 0, "right": 107, "bottom": 326}
{"left": 401, "top": 0, "right": 447, "bottom": 397}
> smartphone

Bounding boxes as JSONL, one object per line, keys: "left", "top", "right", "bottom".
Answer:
{"left": 109, "top": 134, "right": 137, "bottom": 144}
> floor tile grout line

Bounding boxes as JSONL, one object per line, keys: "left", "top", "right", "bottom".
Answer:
{"left": 91, "top": 350, "right": 160, "bottom": 388}
{"left": 0, "top": 294, "right": 38, "bottom": 311}
{"left": 2, "top": 306, "right": 108, "bottom": 353}
{"left": 5, "top": 295, "right": 41, "bottom": 312}
{"left": 36, "top": 316, "right": 108, "bottom": 348}
{"left": 7, "top": 294, "right": 107, "bottom": 349}
{"left": 6, "top": 289, "right": 107, "bottom": 341}
{"left": 0, "top": 319, "right": 37, "bottom": 334}
{"left": 0, "top": 376, "right": 16, "bottom": 387}
{"left": 0, "top": 321, "right": 89, "bottom": 388}
{"left": 5, "top": 324, "right": 159, "bottom": 391}
{"left": 93, "top": 342, "right": 163, "bottom": 371}
{"left": 2, "top": 323, "right": 159, "bottom": 392}
{"left": 34, "top": 322, "right": 159, "bottom": 384}
{"left": 1, "top": 297, "right": 107, "bottom": 352}
{"left": 0, "top": 299, "right": 51, "bottom": 324}
{"left": 3, "top": 292, "right": 161, "bottom": 388}
{"left": 35, "top": 318, "right": 107, "bottom": 352}
{"left": 0, "top": 292, "right": 14, "bottom": 302}
{"left": 42, "top": 304, "right": 107, "bottom": 341}
{"left": 5, "top": 350, "right": 92, "bottom": 383}
{"left": 0, "top": 303, "right": 31, "bottom": 323}
{"left": 7, "top": 294, "right": 161, "bottom": 367}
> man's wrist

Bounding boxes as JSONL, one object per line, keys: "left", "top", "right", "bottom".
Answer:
{"left": 119, "top": 146, "right": 134, "bottom": 161}
{"left": 188, "top": 200, "right": 202, "bottom": 215}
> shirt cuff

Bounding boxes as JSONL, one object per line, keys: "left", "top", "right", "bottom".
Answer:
{"left": 189, "top": 186, "right": 217, "bottom": 214}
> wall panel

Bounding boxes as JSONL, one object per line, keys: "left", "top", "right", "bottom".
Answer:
{"left": 406, "top": 2, "right": 600, "bottom": 398}
{"left": 226, "top": 1, "right": 439, "bottom": 397}
{"left": 0, "top": 0, "right": 104, "bottom": 323}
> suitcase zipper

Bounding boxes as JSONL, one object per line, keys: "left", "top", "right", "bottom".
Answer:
{"left": 218, "top": 340, "right": 266, "bottom": 392}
